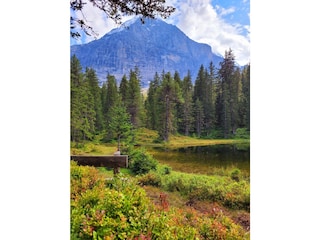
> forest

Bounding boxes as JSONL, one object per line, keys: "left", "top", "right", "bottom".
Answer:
{"left": 71, "top": 48, "right": 250, "bottom": 144}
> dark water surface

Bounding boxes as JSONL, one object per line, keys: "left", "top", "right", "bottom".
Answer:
{"left": 148, "top": 144, "right": 250, "bottom": 175}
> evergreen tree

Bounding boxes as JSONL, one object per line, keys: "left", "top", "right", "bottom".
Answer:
{"left": 193, "top": 64, "right": 215, "bottom": 136}
{"left": 80, "top": 80, "right": 96, "bottom": 141}
{"left": 84, "top": 67, "right": 104, "bottom": 132}
{"left": 104, "top": 74, "right": 120, "bottom": 140}
{"left": 100, "top": 81, "right": 108, "bottom": 128}
{"left": 208, "top": 61, "right": 217, "bottom": 132}
{"left": 180, "top": 70, "right": 194, "bottom": 136}
{"left": 214, "top": 75, "right": 224, "bottom": 138}
{"left": 238, "top": 64, "right": 250, "bottom": 131}
{"left": 156, "top": 72, "right": 182, "bottom": 141}
{"left": 70, "top": 55, "right": 83, "bottom": 142}
{"left": 218, "top": 48, "right": 239, "bottom": 138}
{"left": 145, "top": 72, "right": 161, "bottom": 130}
{"left": 119, "top": 74, "right": 130, "bottom": 110}
{"left": 173, "top": 71, "right": 183, "bottom": 134}
{"left": 70, "top": 55, "right": 96, "bottom": 142}
{"left": 193, "top": 65, "right": 206, "bottom": 103}
{"left": 127, "top": 68, "right": 143, "bottom": 127}
{"left": 108, "top": 104, "right": 133, "bottom": 151}
{"left": 194, "top": 98, "right": 204, "bottom": 138}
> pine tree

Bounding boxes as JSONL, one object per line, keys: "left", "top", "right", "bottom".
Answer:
{"left": 127, "top": 68, "right": 143, "bottom": 127}
{"left": 238, "top": 64, "right": 250, "bottom": 131}
{"left": 119, "top": 74, "right": 130, "bottom": 110}
{"left": 218, "top": 48, "right": 239, "bottom": 138}
{"left": 156, "top": 72, "right": 182, "bottom": 141}
{"left": 194, "top": 98, "right": 204, "bottom": 138}
{"left": 193, "top": 64, "right": 215, "bottom": 136}
{"left": 84, "top": 67, "right": 104, "bottom": 132}
{"left": 108, "top": 104, "right": 133, "bottom": 151}
{"left": 145, "top": 72, "right": 161, "bottom": 130}
{"left": 208, "top": 61, "right": 217, "bottom": 132}
{"left": 100, "top": 81, "right": 108, "bottom": 128}
{"left": 104, "top": 74, "right": 120, "bottom": 140}
{"left": 80, "top": 80, "right": 96, "bottom": 141}
{"left": 70, "top": 55, "right": 96, "bottom": 142}
{"left": 70, "top": 55, "right": 83, "bottom": 142}
{"left": 214, "top": 76, "right": 224, "bottom": 137}
{"left": 180, "top": 70, "right": 194, "bottom": 136}
{"left": 173, "top": 71, "right": 183, "bottom": 134}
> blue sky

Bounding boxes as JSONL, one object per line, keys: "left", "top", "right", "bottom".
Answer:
{"left": 70, "top": 0, "right": 250, "bottom": 65}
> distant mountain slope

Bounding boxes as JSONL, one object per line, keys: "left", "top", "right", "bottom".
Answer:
{"left": 71, "top": 18, "right": 224, "bottom": 86}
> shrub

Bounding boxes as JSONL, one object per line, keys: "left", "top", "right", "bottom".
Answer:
{"left": 231, "top": 168, "right": 241, "bottom": 182}
{"left": 129, "top": 149, "right": 158, "bottom": 175}
{"left": 157, "top": 164, "right": 172, "bottom": 175}
{"left": 234, "top": 128, "right": 250, "bottom": 139}
{"left": 137, "top": 172, "right": 162, "bottom": 187}
{"left": 160, "top": 171, "right": 250, "bottom": 211}
{"left": 71, "top": 163, "right": 152, "bottom": 240}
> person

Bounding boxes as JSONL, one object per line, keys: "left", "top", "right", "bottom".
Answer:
{"left": 113, "top": 148, "right": 121, "bottom": 174}
{"left": 114, "top": 148, "right": 121, "bottom": 155}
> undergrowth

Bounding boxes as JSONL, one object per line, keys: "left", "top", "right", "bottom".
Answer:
{"left": 137, "top": 166, "right": 250, "bottom": 211}
{"left": 71, "top": 161, "right": 249, "bottom": 239}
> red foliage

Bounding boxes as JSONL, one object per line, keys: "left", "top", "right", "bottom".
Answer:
{"left": 159, "top": 192, "right": 169, "bottom": 210}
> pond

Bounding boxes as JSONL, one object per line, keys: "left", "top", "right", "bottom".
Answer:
{"left": 147, "top": 144, "right": 250, "bottom": 176}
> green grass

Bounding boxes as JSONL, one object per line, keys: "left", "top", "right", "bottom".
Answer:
{"left": 70, "top": 141, "right": 117, "bottom": 155}
{"left": 136, "top": 127, "right": 249, "bottom": 149}
{"left": 71, "top": 128, "right": 249, "bottom": 155}
{"left": 138, "top": 166, "right": 250, "bottom": 211}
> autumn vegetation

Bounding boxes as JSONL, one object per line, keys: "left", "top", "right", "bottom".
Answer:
{"left": 71, "top": 159, "right": 250, "bottom": 239}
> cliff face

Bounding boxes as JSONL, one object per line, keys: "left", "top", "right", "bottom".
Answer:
{"left": 71, "top": 18, "right": 223, "bottom": 86}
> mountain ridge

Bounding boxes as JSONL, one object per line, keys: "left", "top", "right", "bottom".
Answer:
{"left": 71, "top": 18, "right": 224, "bottom": 86}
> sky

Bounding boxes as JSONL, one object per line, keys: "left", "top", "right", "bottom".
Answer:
{"left": 70, "top": 0, "right": 250, "bottom": 66}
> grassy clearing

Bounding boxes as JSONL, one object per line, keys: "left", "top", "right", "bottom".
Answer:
{"left": 136, "top": 127, "right": 249, "bottom": 149}
{"left": 71, "top": 128, "right": 249, "bottom": 155}
{"left": 70, "top": 142, "right": 116, "bottom": 155}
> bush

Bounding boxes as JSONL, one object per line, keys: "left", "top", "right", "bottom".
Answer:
{"left": 160, "top": 171, "right": 250, "bottom": 211}
{"left": 137, "top": 172, "right": 162, "bottom": 187}
{"left": 129, "top": 148, "right": 158, "bottom": 175}
{"left": 71, "top": 163, "right": 152, "bottom": 240}
{"left": 231, "top": 168, "right": 241, "bottom": 182}
{"left": 157, "top": 164, "right": 172, "bottom": 175}
{"left": 234, "top": 128, "right": 250, "bottom": 139}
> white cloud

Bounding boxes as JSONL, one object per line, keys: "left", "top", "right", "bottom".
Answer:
{"left": 216, "top": 5, "right": 236, "bottom": 16}
{"left": 165, "top": 0, "right": 250, "bottom": 65}
{"left": 72, "top": 3, "right": 134, "bottom": 44}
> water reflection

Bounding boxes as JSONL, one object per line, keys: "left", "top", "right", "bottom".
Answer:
{"left": 149, "top": 144, "right": 250, "bottom": 175}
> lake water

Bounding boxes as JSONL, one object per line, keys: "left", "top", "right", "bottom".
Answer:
{"left": 148, "top": 144, "right": 250, "bottom": 176}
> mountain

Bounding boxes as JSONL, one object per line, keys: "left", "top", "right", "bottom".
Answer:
{"left": 70, "top": 18, "right": 224, "bottom": 87}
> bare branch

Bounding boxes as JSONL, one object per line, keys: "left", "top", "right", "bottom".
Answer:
{"left": 70, "top": 0, "right": 175, "bottom": 39}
